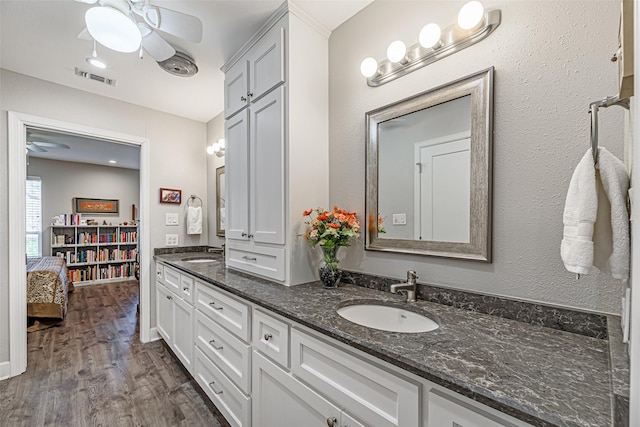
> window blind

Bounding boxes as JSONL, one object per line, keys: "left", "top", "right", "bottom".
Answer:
{"left": 26, "top": 176, "right": 42, "bottom": 258}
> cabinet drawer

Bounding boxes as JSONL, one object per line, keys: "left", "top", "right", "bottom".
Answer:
{"left": 164, "top": 265, "right": 181, "bottom": 294}
{"left": 195, "top": 282, "right": 250, "bottom": 342}
{"left": 195, "top": 310, "right": 251, "bottom": 393}
{"left": 226, "top": 242, "right": 285, "bottom": 282}
{"left": 291, "top": 329, "right": 420, "bottom": 427}
{"left": 155, "top": 262, "right": 164, "bottom": 281}
{"left": 428, "top": 389, "right": 523, "bottom": 427}
{"left": 252, "top": 309, "right": 289, "bottom": 368}
{"left": 194, "top": 347, "right": 251, "bottom": 427}
{"left": 180, "top": 274, "right": 195, "bottom": 304}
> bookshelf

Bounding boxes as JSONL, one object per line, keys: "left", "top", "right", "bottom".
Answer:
{"left": 51, "top": 224, "right": 138, "bottom": 285}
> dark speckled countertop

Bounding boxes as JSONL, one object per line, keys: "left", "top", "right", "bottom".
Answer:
{"left": 155, "top": 251, "right": 623, "bottom": 427}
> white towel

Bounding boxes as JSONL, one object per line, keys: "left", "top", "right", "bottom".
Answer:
{"left": 187, "top": 206, "right": 202, "bottom": 235}
{"left": 561, "top": 148, "right": 629, "bottom": 279}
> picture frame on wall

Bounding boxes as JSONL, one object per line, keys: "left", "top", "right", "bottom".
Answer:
{"left": 160, "top": 188, "right": 182, "bottom": 204}
{"left": 73, "top": 197, "right": 119, "bottom": 214}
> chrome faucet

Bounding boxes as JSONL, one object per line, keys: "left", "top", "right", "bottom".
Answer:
{"left": 390, "top": 270, "right": 419, "bottom": 302}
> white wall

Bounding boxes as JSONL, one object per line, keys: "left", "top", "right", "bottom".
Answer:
{"left": 207, "top": 112, "right": 225, "bottom": 248}
{"left": 27, "top": 157, "right": 140, "bottom": 257}
{"left": 329, "top": 1, "right": 625, "bottom": 313}
{"left": 0, "top": 69, "right": 208, "bottom": 364}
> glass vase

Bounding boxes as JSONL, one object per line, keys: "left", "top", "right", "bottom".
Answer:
{"left": 318, "top": 245, "right": 342, "bottom": 288}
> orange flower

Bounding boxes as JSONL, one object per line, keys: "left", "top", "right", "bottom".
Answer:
{"left": 302, "top": 208, "right": 313, "bottom": 216}
{"left": 329, "top": 223, "right": 340, "bottom": 229}
{"left": 317, "top": 214, "right": 329, "bottom": 221}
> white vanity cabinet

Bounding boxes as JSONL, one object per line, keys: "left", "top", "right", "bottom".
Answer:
{"left": 223, "top": 5, "right": 329, "bottom": 285}
{"left": 155, "top": 265, "right": 194, "bottom": 373}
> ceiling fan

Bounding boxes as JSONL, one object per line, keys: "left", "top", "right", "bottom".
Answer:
{"left": 26, "top": 139, "right": 70, "bottom": 153}
{"left": 76, "top": 0, "right": 203, "bottom": 65}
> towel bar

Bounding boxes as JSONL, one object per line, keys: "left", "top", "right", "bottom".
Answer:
{"left": 187, "top": 194, "right": 203, "bottom": 207}
{"left": 589, "top": 95, "right": 630, "bottom": 167}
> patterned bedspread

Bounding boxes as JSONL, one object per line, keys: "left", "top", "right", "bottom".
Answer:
{"left": 26, "top": 256, "right": 73, "bottom": 319}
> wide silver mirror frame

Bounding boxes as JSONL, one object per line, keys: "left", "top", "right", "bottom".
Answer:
{"left": 365, "top": 67, "right": 493, "bottom": 261}
{"left": 216, "top": 166, "right": 226, "bottom": 237}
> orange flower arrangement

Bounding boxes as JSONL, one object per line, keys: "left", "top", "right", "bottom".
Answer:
{"left": 302, "top": 206, "right": 360, "bottom": 249}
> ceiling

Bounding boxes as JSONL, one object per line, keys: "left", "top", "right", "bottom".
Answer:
{"left": 0, "top": 0, "right": 373, "bottom": 123}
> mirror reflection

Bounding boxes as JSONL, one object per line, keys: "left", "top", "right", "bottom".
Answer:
{"left": 216, "top": 166, "right": 226, "bottom": 237}
{"left": 366, "top": 68, "right": 493, "bottom": 261}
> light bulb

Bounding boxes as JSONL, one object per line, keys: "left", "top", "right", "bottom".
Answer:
{"left": 360, "top": 57, "right": 378, "bottom": 78}
{"left": 386, "top": 41, "right": 407, "bottom": 63}
{"left": 458, "top": 1, "right": 485, "bottom": 30}
{"left": 419, "top": 23, "right": 442, "bottom": 49}
{"left": 85, "top": 6, "right": 142, "bottom": 53}
{"left": 217, "top": 139, "right": 226, "bottom": 149}
{"left": 206, "top": 145, "right": 216, "bottom": 155}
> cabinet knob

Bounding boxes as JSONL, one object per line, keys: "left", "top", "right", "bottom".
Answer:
{"left": 240, "top": 96, "right": 247, "bottom": 102}
{"left": 247, "top": 234, "right": 254, "bottom": 239}
{"left": 326, "top": 417, "right": 337, "bottom": 427}
{"left": 166, "top": 295, "right": 172, "bottom": 300}
{"left": 183, "top": 287, "right": 189, "bottom": 291}
{"left": 241, "top": 232, "right": 248, "bottom": 237}
{"left": 264, "top": 333, "right": 272, "bottom": 341}
{"left": 247, "top": 92, "right": 253, "bottom": 98}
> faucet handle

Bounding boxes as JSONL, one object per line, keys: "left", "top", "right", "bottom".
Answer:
{"left": 407, "top": 270, "right": 418, "bottom": 281}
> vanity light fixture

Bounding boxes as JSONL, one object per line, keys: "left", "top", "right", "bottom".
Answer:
{"left": 207, "top": 139, "right": 226, "bottom": 157}
{"left": 360, "top": 1, "right": 501, "bottom": 87}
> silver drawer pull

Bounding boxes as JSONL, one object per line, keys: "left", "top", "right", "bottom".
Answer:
{"left": 326, "top": 417, "right": 337, "bottom": 427}
{"left": 208, "top": 301, "right": 223, "bottom": 310}
{"left": 208, "top": 381, "right": 224, "bottom": 395}
{"left": 264, "top": 333, "right": 272, "bottom": 341}
{"left": 208, "top": 339, "right": 223, "bottom": 350}
{"left": 242, "top": 256, "right": 257, "bottom": 261}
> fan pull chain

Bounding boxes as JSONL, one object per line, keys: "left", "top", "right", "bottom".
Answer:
{"left": 92, "top": 39, "right": 98, "bottom": 59}
{"left": 139, "top": 45, "right": 144, "bottom": 60}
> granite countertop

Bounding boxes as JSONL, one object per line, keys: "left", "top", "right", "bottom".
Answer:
{"left": 155, "top": 251, "right": 621, "bottom": 427}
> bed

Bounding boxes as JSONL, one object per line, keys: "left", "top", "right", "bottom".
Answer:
{"left": 26, "top": 256, "right": 74, "bottom": 331}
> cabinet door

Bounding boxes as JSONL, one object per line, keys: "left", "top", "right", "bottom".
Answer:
{"left": 252, "top": 351, "right": 341, "bottom": 427}
{"left": 225, "top": 59, "right": 249, "bottom": 119}
{"left": 226, "top": 110, "right": 250, "bottom": 241}
{"left": 156, "top": 283, "right": 174, "bottom": 344}
{"left": 249, "top": 24, "right": 285, "bottom": 102}
{"left": 342, "top": 413, "right": 366, "bottom": 427}
{"left": 250, "top": 87, "right": 285, "bottom": 245}
{"left": 172, "top": 296, "right": 194, "bottom": 373}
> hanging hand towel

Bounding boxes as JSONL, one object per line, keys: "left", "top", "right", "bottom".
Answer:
{"left": 561, "top": 148, "right": 630, "bottom": 279}
{"left": 561, "top": 149, "right": 597, "bottom": 275}
{"left": 187, "top": 206, "right": 202, "bottom": 235}
{"left": 592, "top": 147, "right": 629, "bottom": 279}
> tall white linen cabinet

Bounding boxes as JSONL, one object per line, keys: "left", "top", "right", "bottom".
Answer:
{"left": 222, "top": 3, "right": 330, "bottom": 286}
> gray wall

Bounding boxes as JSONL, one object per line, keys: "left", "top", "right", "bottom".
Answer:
{"left": 27, "top": 157, "right": 140, "bottom": 257}
{"left": 0, "top": 69, "right": 208, "bottom": 364}
{"left": 329, "top": 1, "right": 625, "bottom": 313}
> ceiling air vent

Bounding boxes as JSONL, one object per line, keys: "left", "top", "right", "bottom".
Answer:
{"left": 74, "top": 67, "right": 116, "bottom": 86}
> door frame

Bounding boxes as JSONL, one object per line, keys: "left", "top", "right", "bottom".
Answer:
{"left": 7, "top": 111, "right": 152, "bottom": 377}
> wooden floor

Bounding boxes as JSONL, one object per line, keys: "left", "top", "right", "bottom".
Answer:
{"left": 0, "top": 280, "right": 225, "bottom": 427}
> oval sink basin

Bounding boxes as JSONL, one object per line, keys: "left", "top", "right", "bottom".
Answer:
{"left": 182, "top": 258, "right": 217, "bottom": 263}
{"left": 337, "top": 304, "right": 439, "bottom": 333}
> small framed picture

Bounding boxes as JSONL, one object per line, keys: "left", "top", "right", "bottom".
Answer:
{"left": 160, "top": 188, "right": 182, "bottom": 204}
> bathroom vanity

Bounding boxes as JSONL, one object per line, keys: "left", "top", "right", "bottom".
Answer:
{"left": 154, "top": 250, "right": 627, "bottom": 427}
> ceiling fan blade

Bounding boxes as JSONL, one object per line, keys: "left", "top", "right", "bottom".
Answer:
{"left": 142, "top": 5, "right": 202, "bottom": 43}
{"left": 141, "top": 30, "right": 176, "bottom": 62}
{"left": 26, "top": 144, "right": 47, "bottom": 153}
{"left": 77, "top": 27, "right": 92, "bottom": 41}
{"left": 75, "top": 0, "right": 98, "bottom": 4}
{"left": 29, "top": 141, "right": 71, "bottom": 149}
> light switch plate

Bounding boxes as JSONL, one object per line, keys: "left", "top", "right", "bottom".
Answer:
{"left": 165, "top": 234, "right": 179, "bottom": 246}
{"left": 165, "top": 213, "right": 179, "bottom": 226}
{"left": 392, "top": 213, "right": 407, "bottom": 225}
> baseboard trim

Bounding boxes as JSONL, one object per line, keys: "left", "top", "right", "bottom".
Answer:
{"left": 148, "top": 327, "right": 161, "bottom": 342}
{"left": 0, "top": 361, "right": 11, "bottom": 380}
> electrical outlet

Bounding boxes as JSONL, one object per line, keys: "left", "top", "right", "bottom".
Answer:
{"left": 165, "top": 234, "right": 179, "bottom": 246}
{"left": 392, "top": 213, "right": 407, "bottom": 225}
{"left": 165, "top": 213, "right": 179, "bottom": 226}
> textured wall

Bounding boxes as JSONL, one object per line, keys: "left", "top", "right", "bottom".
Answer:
{"left": 329, "top": 1, "right": 625, "bottom": 313}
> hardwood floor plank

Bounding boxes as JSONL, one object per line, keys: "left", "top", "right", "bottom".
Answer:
{"left": 0, "top": 281, "right": 224, "bottom": 427}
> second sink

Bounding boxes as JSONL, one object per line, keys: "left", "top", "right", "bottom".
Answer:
{"left": 337, "top": 303, "right": 439, "bottom": 333}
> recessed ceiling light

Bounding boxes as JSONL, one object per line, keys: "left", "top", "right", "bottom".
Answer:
{"left": 109, "top": 160, "right": 117, "bottom": 164}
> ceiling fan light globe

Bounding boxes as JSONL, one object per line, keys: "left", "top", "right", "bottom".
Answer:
{"left": 85, "top": 6, "right": 142, "bottom": 53}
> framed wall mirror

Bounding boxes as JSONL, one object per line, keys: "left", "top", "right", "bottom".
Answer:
{"left": 216, "top": 166, "right": 226, "bottom": 237}
{"left": 365, "top": 67, "right": 493, "bottom": 261}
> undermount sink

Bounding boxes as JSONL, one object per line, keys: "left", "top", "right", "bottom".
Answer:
{"left": 182, "top": 258, "right": 218, "bottom": 263}
{"left": 337, "top": 303, "right": 439, "bottom": 333}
